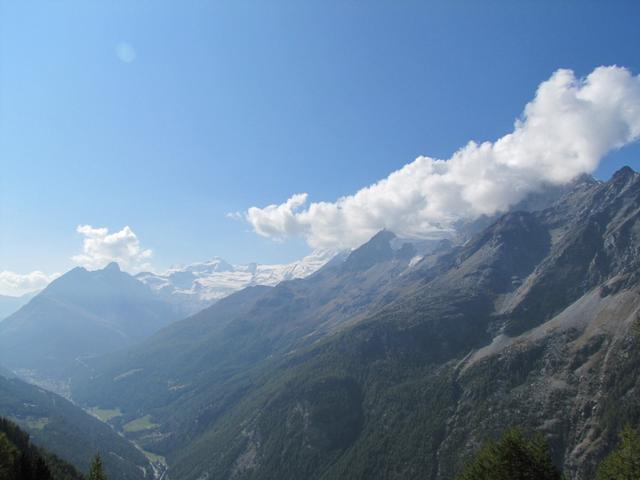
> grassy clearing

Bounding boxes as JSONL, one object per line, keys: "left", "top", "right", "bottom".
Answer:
{"left": 141, "top": 447, "right": 166, "bottom": 465}
{"left": 23, "top": 416, "right": 49, "bottom": 430}
{"left": 88, "top": 407, "right": 123, "bottom": 422}
{"left": 123, "top": 414, "right": 159, "bottom": 433}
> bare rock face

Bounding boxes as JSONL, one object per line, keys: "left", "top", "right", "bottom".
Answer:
{"left": 438, "top": 288, "right": 640, "bottom": 480}
{"left": 429, "top": 167, "right": 640, "bottom": 479}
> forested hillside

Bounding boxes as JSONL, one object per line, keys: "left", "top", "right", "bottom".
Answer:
{"left": 0, "top": 373, "right": 151, "bottom": 480}
{"left": 0, "top": 416, "right": 83, "bottom": 480}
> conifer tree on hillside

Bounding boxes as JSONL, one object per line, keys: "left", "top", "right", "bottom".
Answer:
{"left": 456, "top": 428, "right": 563, "bottom": 480}
{"left": 0, "top": 432, "right": 17, "bottom": 478}
{"left": 0, "top": 416, "right": 82, "bottom": 480}
{"left": 88, "top": 454, "right": 108, "bottom": 480}
{"left": 596, "top": 425, "right": 640, "bottom": 480}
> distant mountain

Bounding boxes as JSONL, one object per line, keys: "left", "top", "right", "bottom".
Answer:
{"left": 71, "top": 167, "right": 640, "bottom": 480}
{"left": 135, "top": 249, "right": 341, "bottom": 315}
{"left": 0, "top": 262, "right": 178, "bottom": 382}
{"left": 0, "top": 291, "right": 38, "bottom": 322}
{"left": 72, "top": 230, "right": 434, "bottom": 453}
{"left": 0, "top": 370, "right": 152, "bottom": 479}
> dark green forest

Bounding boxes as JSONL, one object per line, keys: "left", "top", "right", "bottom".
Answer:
{"left": 0, "top": 416, "right": 82, "bottom": 480}
{"left": 0, "top": 374, "right": 148, "bottom": 479}
{"left": 457, "top": 426, "right": 640, "bottom": 480}
{"left": 0, "top": 417, "right": 110, "bottom": 480}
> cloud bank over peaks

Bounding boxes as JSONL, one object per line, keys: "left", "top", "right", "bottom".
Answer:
{"left": 71, "top": 225, "right": 152, "bottom": 272}
{"left": 245, "top": 66, "right": 640, "bottom": 249}
{"left": 0, "top": 271, "right": 61, "bottom": 297}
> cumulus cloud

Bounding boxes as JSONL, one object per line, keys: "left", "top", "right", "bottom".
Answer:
{"left": 71, "top": 225, "right": 152, "bottom": 272}
{"left": 245, "top": 66, "right": 640, "bottom": 249}
{"left": 247, "top": 193, "right": 309, "bottom": 241}
{"left": 0, "top": 271, "right": 60, "bottom": 296}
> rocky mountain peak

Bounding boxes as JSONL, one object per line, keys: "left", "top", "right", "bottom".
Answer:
{"left": 342, "top": 230, "right": 396, "bottom": 272}
{"left": 611, "top": 164, "right": 636, "bottom": 181}
{"left": 103, "top": 261, "right": 121, "bottom": 272}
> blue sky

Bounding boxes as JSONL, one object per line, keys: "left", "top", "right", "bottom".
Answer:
{"left": 2, "top": 0, "right": 640, "bottom": 285}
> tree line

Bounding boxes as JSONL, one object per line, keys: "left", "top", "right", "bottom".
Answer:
{"left": 0, "top": 417, "right": 106, "bottom": 480}
{"left": 457, "top": 425, "right": 640, "bottom": 480}
{"left": 2, "top": 412, "right": 640, "bottom": 479}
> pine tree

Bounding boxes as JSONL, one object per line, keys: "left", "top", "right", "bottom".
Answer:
{"left": 0, "top": 432, "right": 17, "bottom": 479}
{"left": 596, "top": 425, "right": 640, "bottom": 480}
{"left": 34, "top": 456, "right": 53, "bottom": 480}
{"left": 456, "top": 428, "right": 563, "bottom": 480}
{"left": 88, "top": 453, "right": 108, "bottom": 480}
{"left": 16, "top": 451, "right": 33, "bottom": 480}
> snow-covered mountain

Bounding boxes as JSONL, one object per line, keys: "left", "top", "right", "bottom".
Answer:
{"left": 136, "top": 249, "right": 340, "bottom": 316}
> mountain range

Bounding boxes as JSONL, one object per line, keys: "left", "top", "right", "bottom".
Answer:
{"left": 68, "top": 167, "right": 640, "bottom": 479}
{"left": 135, "top": 249, "right": 340, "bottom": 316}
{"left": 1, "top": 167, "right": 638, "bottom": 479}
{"left": 0, "top": 249, "right": 345, "bottom": 389}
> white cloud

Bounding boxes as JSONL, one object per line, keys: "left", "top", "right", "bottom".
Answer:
{"left": 225, "top": 211, "right": 245, "bottom": 221}
{"left": 0, "top": 271, "right": 60, "bottom": 297}
{"left": 71, "top": 225, "right": 152, "bottom": 272}
{"left": 247, "top": 193, "right": 309, "bottom": 241}
{"left": 116, "top": 42, "right": 137, "bottom": 63}
{"left": 245, "top": 66, "right": 640, "bottom": 249}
